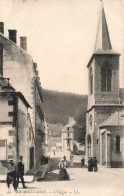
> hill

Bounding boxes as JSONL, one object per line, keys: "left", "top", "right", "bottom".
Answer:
{"left": 42, "top": 89, "right": 88, "bottom": 125}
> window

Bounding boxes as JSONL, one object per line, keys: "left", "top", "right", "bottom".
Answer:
{"left": 101, "top": 66, "right": 112, "bottom": 91}
{"left": 9, "top": 130, "right": 16, "bottom": 136}
{"left": 116, "top": 135, "right": 120, "bottom": 152}
{"left": 89, "top": 115, "right": 92, "bottom": 128}
{"left": 8, "top": 100, "right": 14, "bottom": 105}
{"left": 90, "top": 68, "right": 93, "bottom": 95}
{"left": 8, "top": 112, "right": 15, "bottom": 116}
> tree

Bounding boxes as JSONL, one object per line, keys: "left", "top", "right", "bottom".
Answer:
{"left": 73, "top": 103, "right": 87, "bottom": 145}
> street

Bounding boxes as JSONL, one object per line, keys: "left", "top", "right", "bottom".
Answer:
{"left": 0, "top": 153, "right": 124, "bottom": 196}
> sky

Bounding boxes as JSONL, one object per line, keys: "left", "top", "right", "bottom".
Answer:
{"left": 0, "top": 0, "right": 124, "bottom": 95}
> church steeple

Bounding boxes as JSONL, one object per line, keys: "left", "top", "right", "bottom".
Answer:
{"left": 94, "top": 1, "right": 112, "bottom": 52}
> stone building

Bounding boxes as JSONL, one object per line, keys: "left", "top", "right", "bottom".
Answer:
{"left": 85, "top": 3, "right": 124, "bottom": 167}
{"left": 62, "top": 117, "right": 76, "bottom": 153}
{"left": 99, "top": 111, "right": 124, "bottom": 167}
{"left": 0, "top": 75, "right": 34, "bottom": 173}
{"left": 48, "top": 124, "right": 63, "bottom": 152}
{"left": 0, "top": 22, "right": 46, "bottom": 167}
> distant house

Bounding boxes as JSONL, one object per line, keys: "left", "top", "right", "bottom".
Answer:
{"left": 47, "top": 124, "right": 63, "bottom": 151}
{"left": 0, "top": 75, "right": 34, "bottom": 173}
{"left": 61, "top": 117, "right": 76, "bottom": 153}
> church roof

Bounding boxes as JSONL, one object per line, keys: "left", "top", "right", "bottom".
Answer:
{"left": 99, "top": 110, "right": 124, "bottom": 128}
{"left": 87, "top": 2, "right": 120, "bottom": 68}
{"left": 94, "top": 3, "right": 112, "bottom": 52}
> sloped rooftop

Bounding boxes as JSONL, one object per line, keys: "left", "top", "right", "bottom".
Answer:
{"left": 65, "top": 119, "right": 76, "bottom": 128}
{"left": 100, "top": 110, "right": 124, "bottom": 128}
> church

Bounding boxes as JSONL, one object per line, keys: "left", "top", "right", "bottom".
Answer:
{"left": 85, "top": 2, "right": 124, "bottom": 167}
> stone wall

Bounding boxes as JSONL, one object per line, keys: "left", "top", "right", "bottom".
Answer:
{"left": 18, "top": 98, "right": 28, "bottom": 173}
{"left": 110, "top": 127, "right": 124, "bottom": 167}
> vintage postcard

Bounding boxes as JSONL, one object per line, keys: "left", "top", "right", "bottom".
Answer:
{"left": 0, "top": 0, "right": 124, "bottom": 196}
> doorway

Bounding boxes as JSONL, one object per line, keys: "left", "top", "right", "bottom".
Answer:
{"left": 30, "top": 147, "right": 34, "bottom": 169}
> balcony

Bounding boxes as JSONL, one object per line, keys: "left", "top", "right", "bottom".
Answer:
{"left": 64, "top": 137, "right": 73, "bottom": 140}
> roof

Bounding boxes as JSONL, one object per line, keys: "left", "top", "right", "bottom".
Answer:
{"left": 65, "top": 119, "right": 76, "bottom": 128}
{"left": 86, "top": 2, "right": 120, "bottom": 68}
{"left": 99, "top": 110, "right": 124, "bottom": 128}
{"left": 0, "top": 75, "right": 31, "bottom": 108}
{"left": 94, "top": 49, "right": 120, "bottom": 55}
{"left": 94, "top": 4, "right": 112, "bottom": 52}
{"left": 0, "top": 32, "right": 32, "bottom": 59}
{"left": 48, "top": 124, "right": 63, "bottom": 136}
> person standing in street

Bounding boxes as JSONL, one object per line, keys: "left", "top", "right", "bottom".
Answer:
{"left": 58, "top": 159, "right": 70, "bottom": 180}
{"left": 70, "top": 154, "right": 74, "bottom": 167}
{"left": 63, "top": 155, "right": 66, "bottom": 162}
{"left": 81, "top": 157, "right": 85, "bottom": 168}
{"left": 88, "top": 157, "right": 93, "bottom": 172}
{"left": 93, "top": 157, "right": 98, "bottom": 172}
{"left": 17, "top": 156, "right": 27, "bottom": 188}
{"left": 6, "top": 159, "right": 17, "bottom": 192}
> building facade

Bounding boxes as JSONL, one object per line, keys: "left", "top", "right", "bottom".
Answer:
{"left": 85, "top": 3, "right": 124, "bottom": 167}
{"left": 0, "top": 22, "right": 46, "bottom": 168}
{"left": 0, "top": 75, "right": 34, "bottom": 173}
{"left": 62, "top": 117, "right": 76, "bottom": 153}
{"left": 48, "top": 124, "right": 63, "bottom": 152}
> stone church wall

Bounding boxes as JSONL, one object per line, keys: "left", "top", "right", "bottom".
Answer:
{"left": 110, "top": 127, "right": 124, "bottom": 167}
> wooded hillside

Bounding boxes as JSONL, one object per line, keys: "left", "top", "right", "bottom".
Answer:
{"left": 42, "top": 89, "right": 88, "bottom": 125}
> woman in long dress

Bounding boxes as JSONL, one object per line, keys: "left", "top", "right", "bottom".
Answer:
{"left": 88, "top": 157, "right": 93, "bottom": 172}
{"left": 58, "top": 159, "right": 70, "bottom": 180}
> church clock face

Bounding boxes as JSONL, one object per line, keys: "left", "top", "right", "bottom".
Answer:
{"left": 89, "top": 115, "right": 93, "bottom": 128}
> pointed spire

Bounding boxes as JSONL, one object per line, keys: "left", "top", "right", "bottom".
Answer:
{"left": 94, "top": 1, "right": 112, "bottom": 52}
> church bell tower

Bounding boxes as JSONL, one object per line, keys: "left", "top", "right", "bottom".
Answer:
{"left": 86, "top": 1, "right": 121, "bottom": 162}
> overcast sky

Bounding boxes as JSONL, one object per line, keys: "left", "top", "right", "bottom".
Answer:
{"left": 0, "top": 0, "right": 124, "bottom": 95}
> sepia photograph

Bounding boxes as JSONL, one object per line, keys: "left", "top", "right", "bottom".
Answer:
{"left": 0, "top": 0, "right": 124, "bottom": 195}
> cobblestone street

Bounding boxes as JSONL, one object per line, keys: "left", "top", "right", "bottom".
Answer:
{"left": 0, "top": 154, "right": 124, "bottom": 196}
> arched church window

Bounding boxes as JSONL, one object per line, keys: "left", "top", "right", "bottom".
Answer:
{"left": 116, "top": 135, "right": 120, "bottom": 152}
{"left": 101, "top": 66, "right": 112, "bottom": 91}
{"left": 90, "top": 68, "right": 93, "bottom": 95}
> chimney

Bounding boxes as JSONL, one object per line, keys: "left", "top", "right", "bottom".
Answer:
{"left": 20, "top": 37, "right": 27, "bottom": 51}
{"left": 0, "top": 22, "right": 4, "bottom": 34}
{"left": 68, "top": 117, "right": 74, "bottom": 123}
{"left": 0, "top": 43, "right": 3, "bottom": 75}
{"left": 8, "top": 30, "right": 17, "bottom": 43}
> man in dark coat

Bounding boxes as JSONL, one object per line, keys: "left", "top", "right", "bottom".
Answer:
{"left": 88, "top": 157, "right": 93, "bottom": 172}
{"left": 6, "top": 159, "right": 17, "bottom": 191}
{"left": 17, "top": 156, "right": 27, "bottom": 188}
{"left": 93, "top": 157, "right": 98, "bottom": 172}
{"left": 81, "top": 157, "right": 85, "bottom": 168}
